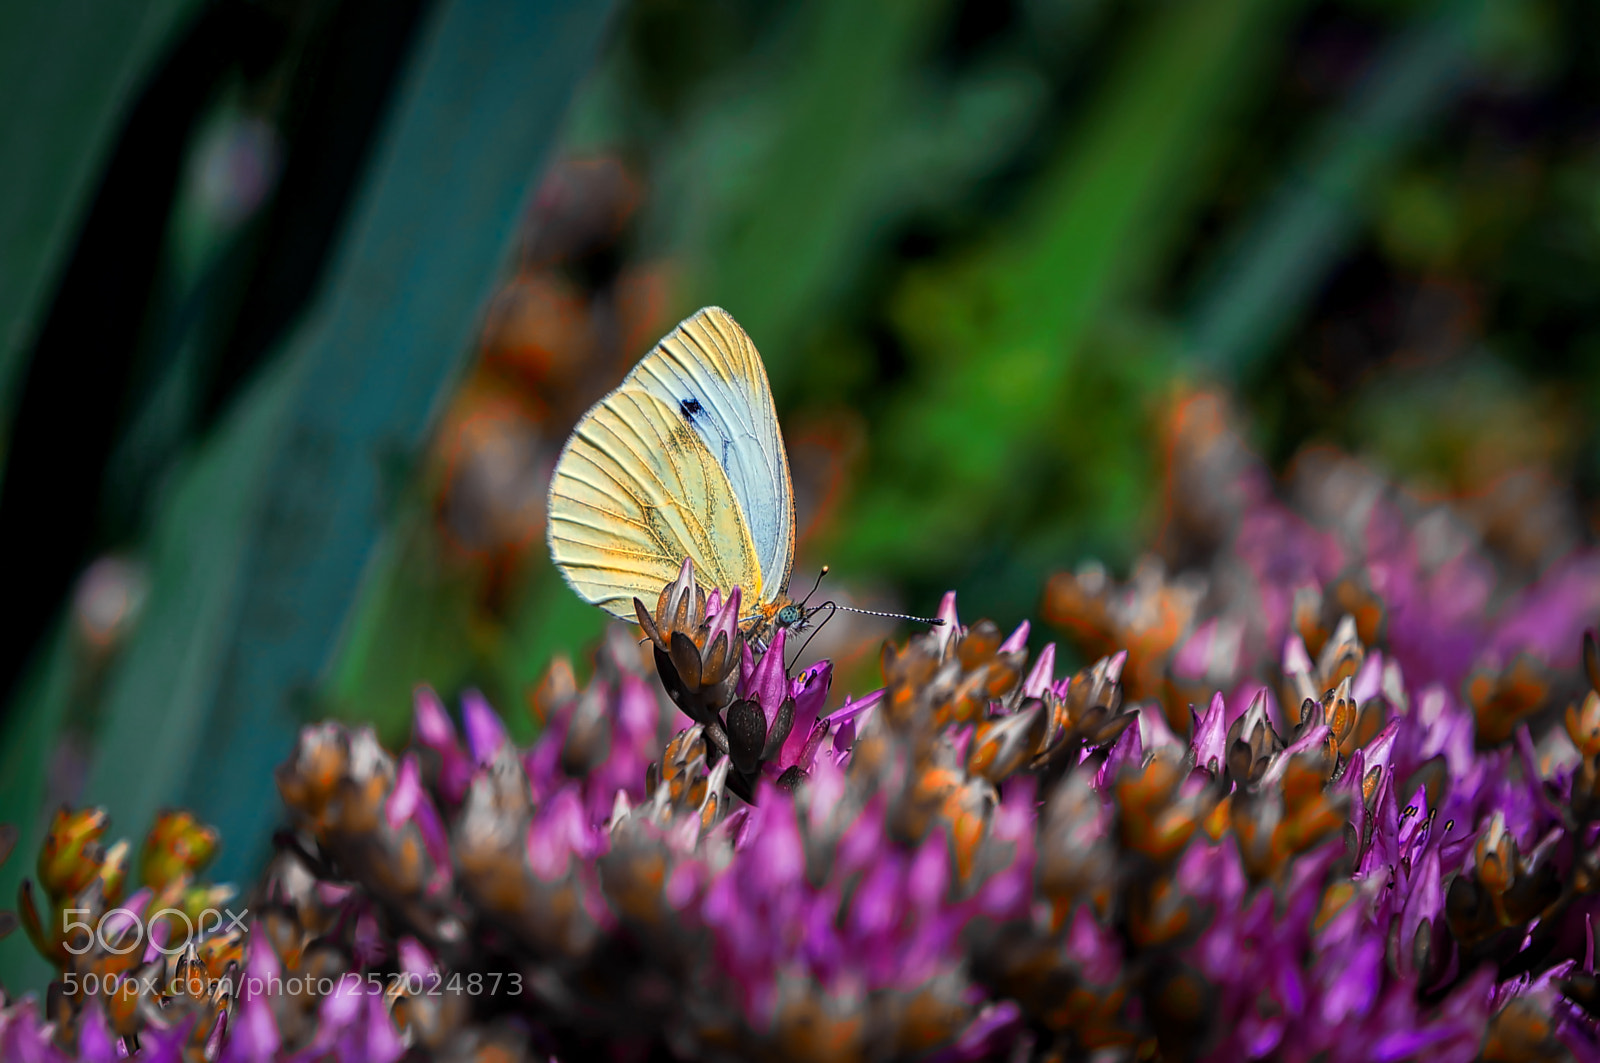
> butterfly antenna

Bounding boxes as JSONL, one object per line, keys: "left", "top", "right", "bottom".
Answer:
{"left": 829, "top": 602, "right": 946, "bottom": 626}
{"left": 798, "top": 565, "right": 830, "bottom": 608}
{"left": 792, "top": 601, "right": 837, "bottom": 667}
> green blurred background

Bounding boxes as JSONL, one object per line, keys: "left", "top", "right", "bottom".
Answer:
{"left": 4, "top": 0, "right": 1599, "bottom": 987}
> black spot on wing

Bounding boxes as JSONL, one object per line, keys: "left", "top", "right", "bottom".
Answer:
{"left": 678, "top": 394, "right": 737, "bottom": 469}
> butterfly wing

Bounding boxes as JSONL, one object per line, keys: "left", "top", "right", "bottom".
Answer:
{"left": 547, "top": 307, "right": 793, "bottom": 619}
{"left": 628, "top": 307, "right": 795, "bottom": 599}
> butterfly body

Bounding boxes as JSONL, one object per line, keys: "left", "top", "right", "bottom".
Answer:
{"left": 743, "top": 595, "right": 806, "bottom": 647}
{"left": 547, "top": 307, "right": 800, "bottom": 638}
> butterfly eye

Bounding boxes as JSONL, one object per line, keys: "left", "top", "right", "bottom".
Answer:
{"left": 778, "top": 605, "right": 801, "bottom": 627}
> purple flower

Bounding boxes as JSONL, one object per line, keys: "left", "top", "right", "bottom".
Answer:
{"left": 412, "top": 686, "right": 473, "bottom": 805}
{"left": 75, "top": 999, "right": 118, "bottom": 1063}
{"left": 706, "top": 585, "right": 741, "bottom": 660}
{"left": 1021, "top": 641, "right": 1056, "bottom": 699}
{"left": 774, "top": 659, "right": 833, "bottom": 774}
{"left": 461, "top": 689, "right": 509, "bottom": 765}
{"left": 0, "top": 997, "right": 66, "bottom": 1063}
{"left": 1096, "top": 717, "right": 1142, "bottom": 789}
{"left": 1493, "top": 553, "right": 1600, "bottom": 667}
{"left": 218, "top": 927, "right": 283, "bottom": 1063}
{"left": 999, "top": 620, "right": 1030, "bottom": 654}
{"left": 739, "top": 627, "right": 789, "bottom": 724}
{"left": 1191, "top": 691, "right": 1228, "bottom": 776}
{"left": 526, "top": 786, "right": 600, "bottom": 881}
{"left": 386, "top": 752, "right": 452, "bottom": 892}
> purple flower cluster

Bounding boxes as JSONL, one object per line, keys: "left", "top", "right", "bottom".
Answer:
{"left": 5, "top": 439, "right": 1600, "bottom": 1060}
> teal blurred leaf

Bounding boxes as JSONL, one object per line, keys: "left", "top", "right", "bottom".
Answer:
{"left": 66, "top": 0, "right": 618, "bottom": 892}
{"left": 323, "top": 509, "right": 491, "bottom": 747}
{"left": 78, "top": 355, "right": 300, "bottom": 871}
{"left": 0, "top": 0, "right": 203, "bottom": 437}
{"left": 0, "top": 619, "right": 75, "bottom": 995}
{"left": 0, "top": 355, "right": 293, "bottom": 994}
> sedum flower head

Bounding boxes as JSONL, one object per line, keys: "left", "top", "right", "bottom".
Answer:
{"left": 6, "top": 436, "right": 1600, "bottom": 1060}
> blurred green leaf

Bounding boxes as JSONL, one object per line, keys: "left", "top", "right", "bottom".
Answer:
{"left": 0, "top": 619, "right": 74, "bottom": 995}
{"left": 1184, "top": 0, "right": 1495, "bottom": 380}
{"left": 0, "top": 0, "right": 203, "bottom": 439}
{"left": 79, "top": 356, "right": 300, "bottom": 853}
{"left": 498, "top": 558, "right": 610, "bottom": 705}
{"left": 0, "top": 351, "right": 298, "bottom": 993}
{"left": 670, "top": 0, "right": 1047, "bottom": 398}
{"left": 47, "top": 0, "right": 621, "bottom": 894}
{"left": 844, "top": 0, "right": 1303, "bottom": 585}
{"left": 187, "top": 0, "right": 618, "bottom": 886}
{"left": 328, "top": 532, "right": 610, "bottom": 750}
{"left": 323, "top": 512, "right": 485, "bottom": 747}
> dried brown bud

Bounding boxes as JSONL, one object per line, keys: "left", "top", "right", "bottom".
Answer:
{"left": 1475, "top": 811, "right": 1516, "bottom": 897}
{"left": 1314, "top": 614, "right": 1364, "bottom": 691}
{"left": 636, "top": 560, "right": 745, "bottom": 721}
{"left": 1466, "top": 655, "right": 1549, "bottom": 749}
{"left": 968, "top": 704, "right": 1046, "bottom": 784}
{"left": 1225, "top": 689, "right": 1281, "bottom": 788}
{"left": 1566, "top": 690, "right": 1600, "bottom": 760}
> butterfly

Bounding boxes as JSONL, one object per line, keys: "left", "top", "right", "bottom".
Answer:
{"left": 546, "top": 306, "right": 809, "bottom": 643}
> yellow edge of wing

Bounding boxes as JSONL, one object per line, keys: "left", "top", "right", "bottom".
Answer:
{"left": 547, "top": 380, "right": 765, "bottom": 621}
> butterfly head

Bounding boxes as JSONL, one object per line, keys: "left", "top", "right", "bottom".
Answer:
{"left": 740, "top": 595, "right": 802, "bottom": 641}
{"left": 739, "top": 594, "right": 830, "bottom": 659}
{"left": 762, "top": 564, "right": 831, "bottom": 635}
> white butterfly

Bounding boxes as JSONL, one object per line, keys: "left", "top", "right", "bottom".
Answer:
{"left": 546, "top": 307, "right": 804, "bottom": 639}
